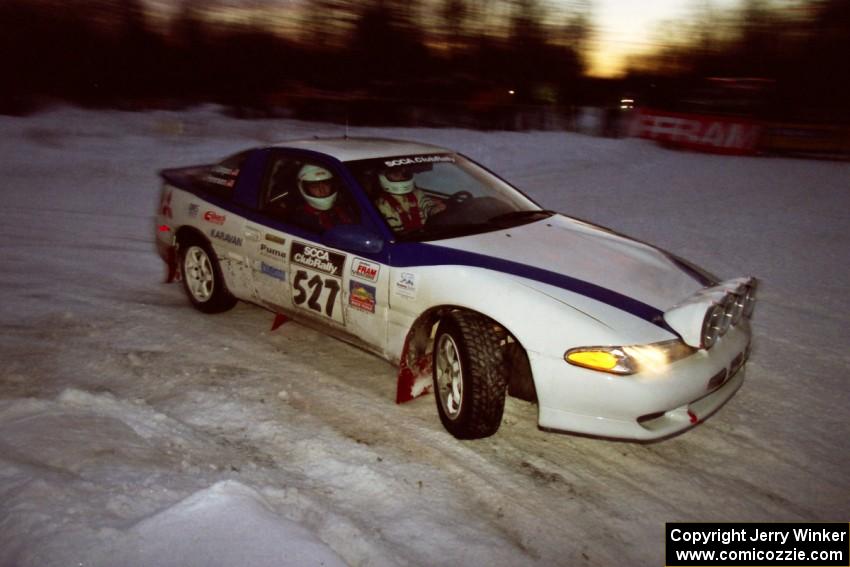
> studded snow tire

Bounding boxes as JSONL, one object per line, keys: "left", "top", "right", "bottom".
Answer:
{"left": 433, "top": 311, "right": 508, "bottom": 439}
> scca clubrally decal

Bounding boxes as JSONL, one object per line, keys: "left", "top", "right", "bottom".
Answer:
{"left": 291, "top": 242, "right": 346, "bottom": 277}
{"left": 383, "top": 155, "right": 455, "bottom": 168}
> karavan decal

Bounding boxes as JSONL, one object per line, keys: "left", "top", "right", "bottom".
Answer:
{"left": 209, "top": 229, "right": 242, "bottom": 247}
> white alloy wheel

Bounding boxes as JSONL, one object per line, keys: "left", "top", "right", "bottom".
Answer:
{"left": 436, "top": 333, "right": 464, "bottom": 419}
{"left": 184, "top": 245, "right": 215, "bottom": 303}
{"left": 431, "top": 312, "right": 508, "bottom": 439}
{"left": 178, "top": 238, "right": 237, "bottom": 314}
{"left": 431, "top": 310, "right": 508, "bottom": 439}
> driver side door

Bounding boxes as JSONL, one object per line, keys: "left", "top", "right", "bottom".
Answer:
{"left": 246, "top": 151, "right": 389, "bottom": 351}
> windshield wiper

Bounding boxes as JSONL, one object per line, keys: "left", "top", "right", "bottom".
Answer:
{"left": 485, "top": 210, "right": 555, "bottom": 226}
{"left": 397, "top": 211, "right": 555, "bottom": 242}
{"left": 397, "top": 223, "right": 488, "bottom": 242}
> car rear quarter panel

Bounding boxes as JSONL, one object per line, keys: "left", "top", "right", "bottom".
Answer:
{"left": 157, "top": 184, "right": 255, "bottom": 297}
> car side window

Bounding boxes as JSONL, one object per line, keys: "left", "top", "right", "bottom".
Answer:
{"left": 261, "top": 155, "right": 302, "bottom": 215}
{"left": 260, "top": 155, "right": 359, "bottom": 233}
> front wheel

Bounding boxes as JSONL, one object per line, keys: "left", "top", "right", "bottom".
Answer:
{"left": 179, "top": 238, "right": 237, "bottom": 314}
{"left": 433, "top": 311, "right": 508, "bottom": 439}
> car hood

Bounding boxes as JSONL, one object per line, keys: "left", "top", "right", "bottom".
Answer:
{"left": 432, "top": 214, "right": 710, "bottom": 313}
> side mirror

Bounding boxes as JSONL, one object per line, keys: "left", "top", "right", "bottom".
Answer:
{"left": 322, "top": 224, "right": 385, "bottom": 255}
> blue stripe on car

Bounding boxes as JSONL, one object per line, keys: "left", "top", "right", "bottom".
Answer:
{"left": 391, "top": 242, "right": 673, "bottom": 330}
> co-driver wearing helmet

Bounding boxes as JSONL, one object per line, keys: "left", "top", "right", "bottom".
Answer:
{"left": 374, "top": 167, "right": 446, "bottom": 232}
{"left": 297, "top": 164, "right": 353, "bottom": 230}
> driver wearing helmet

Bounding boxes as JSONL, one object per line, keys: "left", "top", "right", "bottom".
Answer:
{"left": 297, "top": 164, "right": 353, "bottom": 230}
{"left": 374, "top": 167, "right": 446, "bottom": 232}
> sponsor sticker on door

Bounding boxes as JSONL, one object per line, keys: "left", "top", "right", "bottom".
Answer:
{"left": 351, "top": 257, "right": 380, "bottom": 282}
{"left": 349, "top": 281, "right": 376, "bottom": 313}
{"left": 291, "top": 242, "right": 346, "bottom": 277}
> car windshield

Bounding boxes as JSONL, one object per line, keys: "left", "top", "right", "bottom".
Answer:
{"left": 346, "top": 153, "right": 550, "bottom": 241}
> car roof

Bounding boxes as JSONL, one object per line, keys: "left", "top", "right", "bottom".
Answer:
{"left": 269, "top": 137, "right": 452, "bottom": 162}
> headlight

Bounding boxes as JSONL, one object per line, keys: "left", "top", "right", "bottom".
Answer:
{"left": 728, "top": 290, "right": 745, "bottom": 325}
{"left": 565, "top": 340, "right": 695, "bottom": 375}
{"left": 565, "top": 347, "right": 637, "bottom": 374}
{"left": 717, "top": 294, "right": 734, "bottom": 335}
{"left": 701, "top": 303, "right": 724, "bottom": 349}
{"left": 700, "top": 278, "right": 757, "bottom": 349}
{"left": 741, "top": 279, "right": 757, "bottom": 318}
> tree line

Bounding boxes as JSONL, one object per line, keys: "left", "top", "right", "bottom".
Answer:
{"left": 0, "top": 0, "right": 587, "bottom": 125}
{"left": 1, "top": 0, "right": 846, "bottom": 125}
{"left": 625, "top": 0, "right": 850, "bottom": 122}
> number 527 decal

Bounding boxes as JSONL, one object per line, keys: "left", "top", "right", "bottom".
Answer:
{"left": 292, "top": 269, "right": 344, "bottom": 324}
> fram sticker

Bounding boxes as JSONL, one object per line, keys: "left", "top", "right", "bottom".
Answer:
{"left": 349, "top": 281, "right": 376, "bottom": 313}
{"left": 265, "top": 234, "right": 286, "bottom": 245}
{"left": 351, "top": 258, "right": 380, "bottom": 282}
{"left": 395, "top": 271, "right": 417, "bottom": 299}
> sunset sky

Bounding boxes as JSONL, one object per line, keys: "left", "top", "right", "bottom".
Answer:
{"left": 584, "top": 0, "right": 743, "bottom": 76}
{"left": 143, "top": 0, "right": 762, "bottom": 77}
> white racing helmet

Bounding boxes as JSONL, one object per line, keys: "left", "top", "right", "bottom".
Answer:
{"left": 298, "top": 164, "right": 337, "bottom": 211}
{"left": 378, "top": 168, "right": 414, "bottom": 195}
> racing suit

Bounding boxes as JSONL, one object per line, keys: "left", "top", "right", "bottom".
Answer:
{"left": 301, "top": 202, "right": 354, "bottom": 231}
{"left": 375, "top": 189, "right": 443, "bottom": 232}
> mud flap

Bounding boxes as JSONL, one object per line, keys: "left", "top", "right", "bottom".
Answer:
{"left": 165, "top": 246, "right": 179, "bottom": 283}
{"left": 395, "top": 332, "right": 433, "bottom": 404}
{"left": 271, "top": 313, "right": 289, "bottom": 331}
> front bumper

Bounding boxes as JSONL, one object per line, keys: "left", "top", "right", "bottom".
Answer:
{"left": 532, "top": 323, "right": 751, "bottom": 440}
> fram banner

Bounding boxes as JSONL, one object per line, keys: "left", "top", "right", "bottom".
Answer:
{"left": 630, "top": 108, "right": 762, "bottom": 155}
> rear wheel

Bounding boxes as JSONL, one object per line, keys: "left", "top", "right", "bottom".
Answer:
{"left": 179, "top": 238, "right": 237, "bottom": 313}
{"left": 433, "top": 311, "right": 508, "bottom": 439}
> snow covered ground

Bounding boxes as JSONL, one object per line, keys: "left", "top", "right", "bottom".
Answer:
{"left": 1, "top": 106, "right": 848, "bottom": 567}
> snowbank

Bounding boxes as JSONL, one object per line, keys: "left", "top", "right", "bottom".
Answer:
{"left": 1, "top": 106, "right": 848, "bottom": 566}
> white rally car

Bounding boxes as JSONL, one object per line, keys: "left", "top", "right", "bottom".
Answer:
{"left": 155, "top": 138, "right": 756, "bottom": 440}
